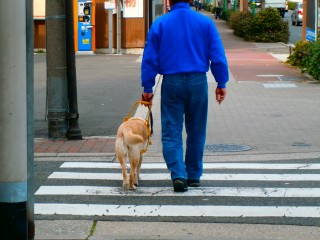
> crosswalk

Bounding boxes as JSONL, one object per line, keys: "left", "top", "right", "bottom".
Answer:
{"left": 34, "top": 160, "right": 320, "bottom": 225}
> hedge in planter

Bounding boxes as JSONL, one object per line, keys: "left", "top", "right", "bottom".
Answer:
{"left": 229, "top": 8, "right": 289, "bottom": 43}
{"left": 246, "top": 8, "right": 289, "bottom": 43}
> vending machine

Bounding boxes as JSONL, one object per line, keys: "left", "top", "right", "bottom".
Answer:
{"left": 78, "top": 0, "right": 93, "bottom": 51}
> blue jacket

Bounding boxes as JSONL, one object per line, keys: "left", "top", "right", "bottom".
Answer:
{"left": 141, "top": 2, "right": 229, "bottom": 93}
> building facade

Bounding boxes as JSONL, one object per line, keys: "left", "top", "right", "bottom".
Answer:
{"left": 34, "top": 0, "right": 166, "bottom": 53}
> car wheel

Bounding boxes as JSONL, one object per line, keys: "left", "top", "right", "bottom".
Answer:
{"left": 291, "top": 18, "right": 295, "bottom": 25}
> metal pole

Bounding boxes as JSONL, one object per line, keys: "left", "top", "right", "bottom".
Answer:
{"left": 315, "top": 0, "right": 318, "bottom": 40}
{"left": 46, "top": 0, "right": 69, "bottom": 139}
{"left": 66, "top": 0, "right": 83, "bottom": 140}
{"left": 251, "top": 0, "right": 256, "bottom": 16}
{"left": 152, "top": 0, "right": 155, "bottom": 22}
{"left": 26, "top": 0, "right": 35, "bottom": 238}
{"left": 117, "top": 0, "right": 122, "bottom": 54}
{"left": 0, "top": 0, "right": 28, "bottom": 238}
{"left": 109, "top": 10, "right": 113, "bottom": 54}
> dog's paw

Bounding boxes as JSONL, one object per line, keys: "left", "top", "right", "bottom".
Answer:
{"left": 134, "top": 179, "right": 139, "bottom": 186}
{"left": 122, "top": 183, "right": 129, "bottom": 191}
{"left": 134, "top": 174, "right": 140, "bottom": 186}
{"left": 129, "top": 184, "right": 136, "bottom": 191}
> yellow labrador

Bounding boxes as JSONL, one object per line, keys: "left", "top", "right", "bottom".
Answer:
{"left": 115, "top": 117, "right": 150, "bottom": 190}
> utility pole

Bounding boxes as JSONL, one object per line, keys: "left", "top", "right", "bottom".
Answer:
{"left": 46, "top": 0, "right": 69, "bottom": 139}
{"left": 66, "top": 0, "right": 83, "bottom": 140}
{"left": 26, "top": 0, "right": 35, "bottom": 238}
{"left": 261, "top": 0, "right": 265, "bottom": 10}
{"left": 240, "top": 0, "right": 249, "bottom": 12}
{"left": 0, "top": 1, "right": 30, "bottom": 239}
{"left": 302, "top": 0, "right": 307, "bottom": 40}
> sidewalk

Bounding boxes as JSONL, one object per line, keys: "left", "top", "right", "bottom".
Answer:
{"left": 34, "top": 9, "right": 320, "bottom": 240}
{"left": 35, "top": 13, "right": 320, "bottom": 160}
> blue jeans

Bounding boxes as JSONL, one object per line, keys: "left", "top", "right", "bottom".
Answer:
{"left": 161, "top": 73, "right": 208, "bottom": 181}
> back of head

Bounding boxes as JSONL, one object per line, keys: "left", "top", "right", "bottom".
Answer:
{"left": 172, "top": 0, "right": 190, "bottom": 4}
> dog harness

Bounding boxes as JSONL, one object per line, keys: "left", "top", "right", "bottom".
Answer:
{"left": 123, "top": 100, "right": 153, "bottom": 154}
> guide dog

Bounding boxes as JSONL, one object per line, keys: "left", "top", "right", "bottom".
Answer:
{"left": 115, "top": 116, "right": 150, "bottom": 191}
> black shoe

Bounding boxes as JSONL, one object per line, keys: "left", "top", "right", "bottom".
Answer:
{"left": 187, "top": 179, "right": 200, "bottom": 187}
{"left": 173, "top": 178, "right": 188, "bottom": 192}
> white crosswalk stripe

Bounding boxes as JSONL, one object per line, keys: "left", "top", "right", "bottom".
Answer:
{"left": 48, "top": 171, "right": 320, "bottom": 181}
{"left": 35, "top": 204, "right": 320, "bottom": 218}
{"left": 60, "top": 162, "right": 320, "bottom": 170}
{"left": 36, "top": 185, "right": 320, "bottom": 197}
{"left": 35, "top": 161, "right": 320, "bottom": 224}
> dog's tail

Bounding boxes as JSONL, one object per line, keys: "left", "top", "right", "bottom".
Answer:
{"left": 122, "top": 127, "right": 144, "bottom": 145}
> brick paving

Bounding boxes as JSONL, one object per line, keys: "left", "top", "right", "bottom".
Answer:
{"left": 34, "top": 137, "right": 116, "bottom": 154}
{"left": 226, "top": 49, "right": 305, "bottom": 82}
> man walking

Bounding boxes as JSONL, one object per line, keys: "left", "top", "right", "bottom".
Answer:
{"left": 141, "top": 0, "right": 229, "bottom": 192}
{"left": 194, "top": 0, "right": 199, "bottom": 11}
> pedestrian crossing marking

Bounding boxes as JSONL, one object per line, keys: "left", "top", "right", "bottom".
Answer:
{"left": 35, "top": 186, "right": 320, "bottom": 198}
{"left": 35, "top": 204, "right": 320, "bottom": 218}
{"left": 60, "top": 162, "right": 320, "bottom": 170}
{"left": 257, "top": 74, "right": 283, "bottom": 77}
{"left": 36, "top": 160, "right": 320, "bottom": 222}
{"left": 49, "top": 172, "right": 320, "bottom": 181}
{"left": 263, "top": 83, "right": 297, "bottom": 88}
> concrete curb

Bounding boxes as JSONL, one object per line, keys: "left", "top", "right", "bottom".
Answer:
{"left": 34, "top": 151, "right": 320, "bottom": 162}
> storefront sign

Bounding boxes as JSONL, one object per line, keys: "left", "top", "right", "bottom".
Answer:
{"left": 306, "top": 0, "right": 317, "bottom": 41}
{"left": 104, "top": 1, "right": 116, "bottom": 10}
{"left": 306, "top": 27, "right": 316, "bottom": 41}
{"left": 123, "top": 0, "right": 143, "bottom": 18}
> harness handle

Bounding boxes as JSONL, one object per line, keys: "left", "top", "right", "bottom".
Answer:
{"left": 123, "top": 100, "right": 152, "bottom": 123}
{"left": 123, "top": 100, "right": 153, "bottom": 154}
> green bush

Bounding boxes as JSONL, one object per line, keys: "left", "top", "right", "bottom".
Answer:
{"left": 212, "top": 6, "right": 221, "bottom": 14}
{"left": 287, "top": 40, "right": 320, "bottom": 81}
{"left": 229, "top": 11, "right": 253, "bottom": 38}
{"left": 229, "top": 8, "right": 289, "bottom": 43}
{"left": 202, "top": 2, "right": 211, "bottom": 11}
{"left": 247, "top": 8, "right": 289, "bottom": 42}
{"left": 221, "top": 9, "right": 234, "bottom": 22}
{"left": 287, "top": 41, "right": 310, "bottom": 67}
{"left": 304, "top": 41, "right": 320, "bottom": 80}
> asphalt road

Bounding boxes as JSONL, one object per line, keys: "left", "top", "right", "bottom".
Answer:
{"left": 285, "top": 10, "right": 303, "bottom": 44}
{"left": 34, "top": 53, "right": 143, "bottom": 138}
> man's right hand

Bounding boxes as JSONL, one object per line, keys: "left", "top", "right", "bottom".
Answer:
{"left": 215, "top": 88, "right": 226, "bottom": 105}
{"left": 142, "top": 92, "right": 153, "bottom": 106}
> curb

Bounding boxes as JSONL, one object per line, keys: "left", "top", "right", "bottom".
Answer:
{"left": 34, "top": 151, "right": 320, "bottom": 162}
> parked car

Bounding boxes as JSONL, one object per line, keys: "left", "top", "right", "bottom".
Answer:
{"left": 291, "top": 2, "right": 303, "bottom": 26}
